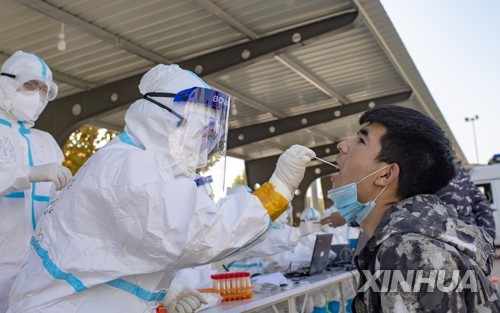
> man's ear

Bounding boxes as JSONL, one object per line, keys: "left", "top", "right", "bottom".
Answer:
{"left": 375, "top": 163, "right": 399, "bottom": 187}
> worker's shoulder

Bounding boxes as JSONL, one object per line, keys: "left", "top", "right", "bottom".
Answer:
{"left": 0, "top": 120, "right": 20, "bottom": 136}
{"left": 28, "top": 128, "right": 60, "bottom": 145}
{"left": 93, "top": 140, "right": 168, "bottom": 174}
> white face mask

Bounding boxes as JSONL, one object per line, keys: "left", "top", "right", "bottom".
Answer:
{"left": 10, "top": 91, "right": 47, "bottom": 122}
{"left": 168, "top": 125, "right": 205, "bottom": 179}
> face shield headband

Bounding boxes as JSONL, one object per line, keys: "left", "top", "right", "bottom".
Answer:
{"left": 143, "top": 91, "right": 184, "bottom": 125}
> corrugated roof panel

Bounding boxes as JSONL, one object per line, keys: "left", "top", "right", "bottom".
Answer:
{"left": 214, "top": 0, "right": 354, "bottom": 34}
{"left": 285, "top": 99, "right": 340, "bottom": 116}
{"left": 229, "top": 144, "right": 283, "bottom": 160}
{"left": 0, "top": 0, "right": 156, "bottom": 97}
{"left": 1, "top": 9, "right": 56, "bottom": 53}
{"left": 50, "top": 0, "right": 127, "bottom": 15}
{"left": 289, "top": 25, "right": 409, "bottom": 103}
{"left": 56, "top": 83, "right": 82, "bottom": 98}
{"left": 217, "top": 58, "right": 331, "bottom": 115}
{"left": 0, "top": 0, "right": 464, "bottom": 163}
{"left": 48, "top": 0, "right": 245, "bottom": 61}
{"left": 203, "top": 76, "right": 274, "bottom": 128}
{"left": 228, "top": 112, "right": 276, "bottom": 129}
{"left": 359, "top": 0, "right": 465, "bottom": 160}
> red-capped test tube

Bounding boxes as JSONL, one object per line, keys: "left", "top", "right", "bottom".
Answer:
{"left": 211, "top": 274, "right": 220, "bottom": 293}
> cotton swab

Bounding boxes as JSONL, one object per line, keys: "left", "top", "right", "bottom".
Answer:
{"left": 314, "top": 156, "right": 339, "bottom": 169}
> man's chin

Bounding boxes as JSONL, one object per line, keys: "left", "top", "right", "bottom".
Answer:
{"left": 331, "top": 175, "right": 343, "bottom": 189}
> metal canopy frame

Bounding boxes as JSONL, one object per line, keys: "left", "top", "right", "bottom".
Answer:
{"left": 228, "top": 91, "right": 411, "bottom": 149}
{"left": 2, "top": 0, "right": 463, "bottom": 215}
{"left": 36, "top": 11, "right": 359, "bottom": 145}
{"left": 14, "top": 0, "right": 174, "bottom": 65}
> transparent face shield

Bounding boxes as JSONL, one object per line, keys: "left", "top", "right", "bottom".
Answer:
{"left": 144, "top": 87, "right": 230, "bottom": 194}
{"left": 180, "top": 88, "right": 230, "bottom": 197}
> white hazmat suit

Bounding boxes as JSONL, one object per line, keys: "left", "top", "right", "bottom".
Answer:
{"left": 0, "top": 51, "right": 71, "bottom": 312}
{"left": 267, "top": 207, "right": 325, "bottom": 272}
{"left": 8, "top": 64, "right": 315, "bottom": 312}
{"left": 223, "top": 200, "right": 321, "bottom": 275}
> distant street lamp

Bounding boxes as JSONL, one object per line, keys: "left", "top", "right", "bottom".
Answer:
{"left": 465, "top": 115, "right": 479, "bottom": 163}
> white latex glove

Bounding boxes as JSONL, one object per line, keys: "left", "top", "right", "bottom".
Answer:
{"left": 163, "top": 285, "right": 207, "bottom": 313}
{"left": 269, "top": 144, "right": 316, "bottom": 201}
{"left": 23, "top": 163, "right": 72, "bottom": 190}
{"left": 297, "top": 220, "right": 322, "bottom": 237}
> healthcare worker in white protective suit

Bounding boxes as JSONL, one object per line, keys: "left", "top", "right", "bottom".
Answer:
{"left": 169, "top": 174, "right": 218, "bottom": 289}
{"left": 223, "top": 188, "right": 322, "bottom": 275}
{"left": 8, "top": 64, "right": 316, "bottom": 313}
{"left": 0, "top": 51, "right": 72, "bottom": 313}
{"left": 268, "top": 207, "right": 324, "bottom": 272}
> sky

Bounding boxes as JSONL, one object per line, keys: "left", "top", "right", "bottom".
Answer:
{"left": 380, "top": 0, "right": 500, "bottom": 165}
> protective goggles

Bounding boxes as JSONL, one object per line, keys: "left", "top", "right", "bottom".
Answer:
{"left": 1, "top": 72, "right": 58, "bottom": 101}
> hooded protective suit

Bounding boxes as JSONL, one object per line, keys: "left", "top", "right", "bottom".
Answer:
{"left": 0, "top": 51, "right": 71, "bottom": 312}
{"left": 265, "top": 207, "right": 326, "bottom": 272}
{"left": 8, "top": 64, "right": 314, "bottom": 312}
{"left": 220, "top": 206, "right": 325, "bottom": 275}
{"left": 219, "top": 199, "right": 294, "bottom": 275}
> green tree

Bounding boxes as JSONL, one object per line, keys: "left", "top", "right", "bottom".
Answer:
{"left": 232, "top": 170, "right": 247, "bottom": 186}
{"left": 62, "top": 125, "right": 118, "bottom": 175}
{"left": 197, "top": 154, "right": 221, "bottom": 174}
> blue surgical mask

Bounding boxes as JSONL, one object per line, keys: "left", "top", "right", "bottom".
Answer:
{"left": 327, "top": 164, "right": 390, "bottom": 224}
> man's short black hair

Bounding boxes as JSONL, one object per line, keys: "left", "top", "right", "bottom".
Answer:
{"left": 360, "top": 105, "right": 455, "bottom": 199}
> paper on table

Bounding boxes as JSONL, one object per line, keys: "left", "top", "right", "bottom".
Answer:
{"left": 251, "top": 272, "right": 289, "bottom": 289}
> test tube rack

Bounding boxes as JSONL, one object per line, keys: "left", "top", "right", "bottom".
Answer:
{"left": 202, "top": 271, "right": 253, "bottom": 301}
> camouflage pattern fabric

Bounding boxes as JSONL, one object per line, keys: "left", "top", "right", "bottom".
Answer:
{"left": 353, "top": 194, "right": 500, "bottom": 313}
{"left": 436, "top": 163, "right": 495, "bottom": 240}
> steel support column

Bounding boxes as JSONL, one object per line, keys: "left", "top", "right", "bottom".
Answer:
{"left": 320, "top": 176, "right": 334, "bottom": 209}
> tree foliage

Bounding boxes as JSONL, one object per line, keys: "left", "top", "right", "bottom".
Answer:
{"left": 62, "top": 126, "right": 246, "bottom": 188}
{"left": 197, "top": 153, "right": 221, "bottom": 174}
{"left": 232, "top": 170, "right": 247, "bottom": 186}
{"left": 62, "top": 125, "right": 118, "bottom": 175}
